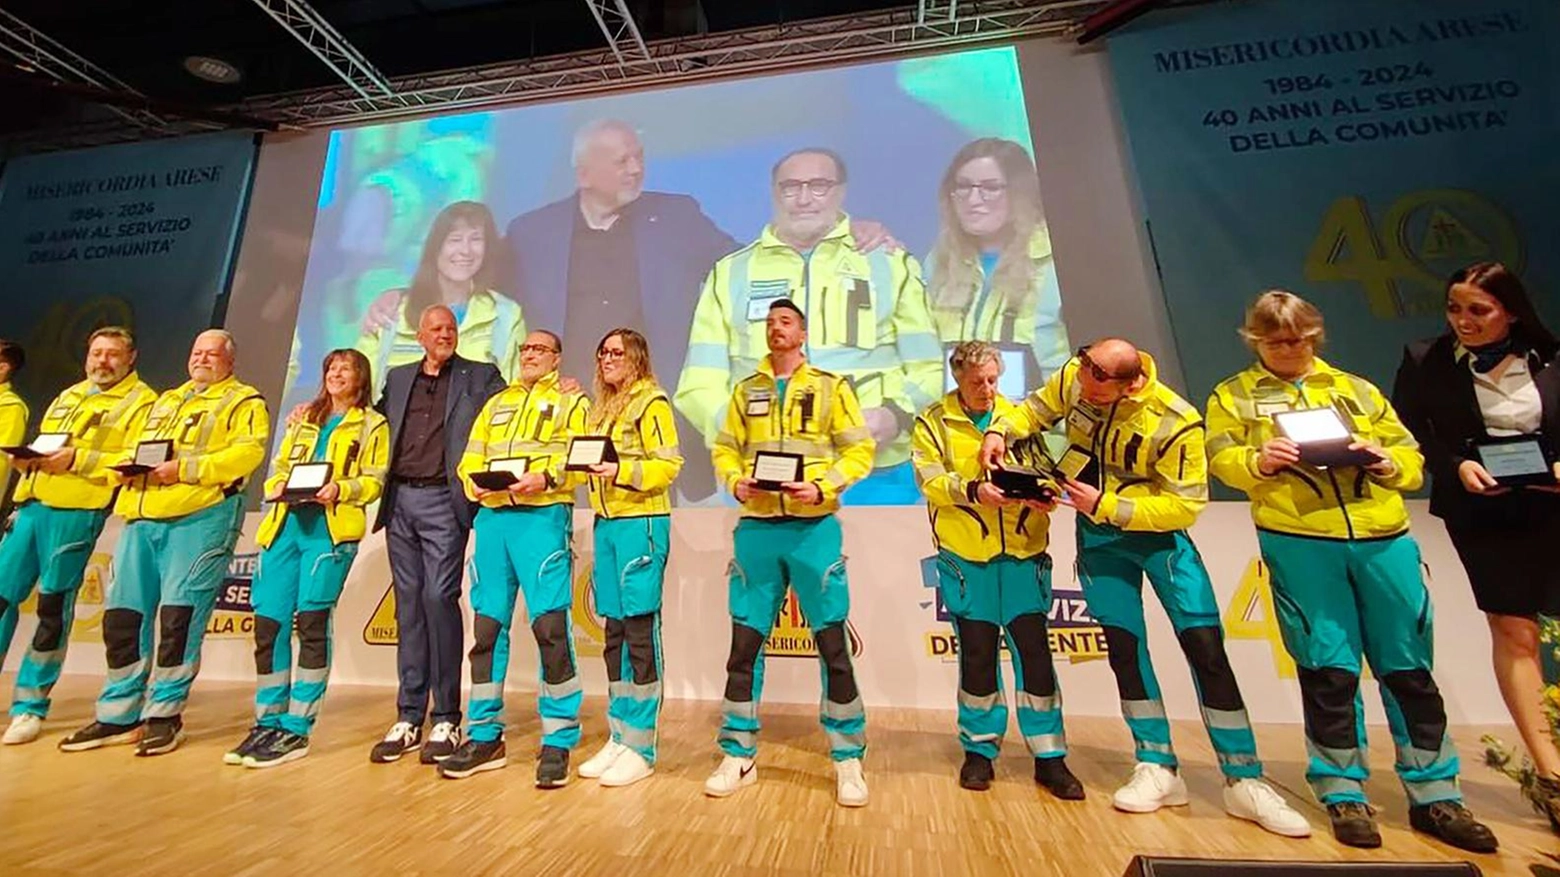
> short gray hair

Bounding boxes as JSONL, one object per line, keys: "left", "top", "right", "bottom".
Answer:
{"left": 949, "top": 340, "right": 1004, "bottom": 376}
{"left": 572, "top": 119, "right": 640, "bottom": 168}
{"left": 197, "top": 328, "right": 236, "bottom": 358}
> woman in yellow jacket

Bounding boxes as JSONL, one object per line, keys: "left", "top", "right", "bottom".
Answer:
{"left": 575, "top": 328, "right": 683, "bottom": 788}
{"left": 1206, "top": 291, "right": 1495, "bottom": 853}
{"left": 925, "top": 139, "right": 1070, "bottom": 393}
{"left": 229, "top": 349, "right": 389, "bottom": 769}
{"left": 355, "top": 201, "right": 525, "bottom": 394}
{"left": 911, "top": 341, "right": 1082, "bottom": 799}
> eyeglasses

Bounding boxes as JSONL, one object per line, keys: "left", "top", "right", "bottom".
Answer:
{"left": 597, "top": 348, "right": 626, "bottom": 361}
{"left": 520, "top": 343, "right": 559, "bottom": 354}
{"left": 1076, "top": 346, "right": 1139, "bottom": 383}
{"left": 1256, "top": 336, "right": 1313, "bottom": 351}
{"left": 776, "top": 178, "right": 838, "bottom": 200}
{"left": 952, "top": 181, "right": 1007, "bottom": 201}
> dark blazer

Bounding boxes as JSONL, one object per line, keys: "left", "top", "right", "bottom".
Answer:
{"left": 374, "top": 353, "right": 506, "bottom": 532}
{"left": 504, "top": 190, "right": 737, "bottom": 500}
{"left": 1392, "top": 333, "right": 1560, "bottom": 524}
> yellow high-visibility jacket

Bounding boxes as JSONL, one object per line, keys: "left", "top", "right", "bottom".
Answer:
{"left": 587, "top": 379, "right": 682, "bottom": 519}
{"left": 912, "top": 392, "right": 1053, "bottom": 561}
{"left": 997, "top": 352, "right": 1208, "bottom": 532}
{"left": 1206, "top": 358, "right": 1422, "bottom": 540}
{"left": 115, "top": 375, "right": 270, "bottom": 521}
{"left": 713, "top": 356, "right": 875, "bottom": 518}
{"left": 0, "top": 381, "right": 29, "bottom": 503}
{"left": 458, "top": 371, "right": 589, "bottom": 509}
{"left": 15, "top": 372, "right": 156, "bottom": 510}
{"left": 675, "top": 215, "right": 941, "bottom": 468}
{"left": 256, "top": 406, "right": 390, "bottom": 547}
{"left": 926, "top": 229, "right": 1071, "bottom": 386}
{"left": 356, "top": 289, "right": 525, "bottom": 394}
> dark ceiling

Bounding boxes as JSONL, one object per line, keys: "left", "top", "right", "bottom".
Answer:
{"left": 0, "top": 1, "right": 931, "bottom": 136}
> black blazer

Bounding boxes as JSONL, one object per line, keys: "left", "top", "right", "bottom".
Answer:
{"left": 1392, "top": 333, "right": 1560, "bottom": 524}
{"left": 373, "top": 353, "right": 506, "bottom": 532}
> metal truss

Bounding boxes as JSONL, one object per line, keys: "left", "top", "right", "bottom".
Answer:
{"left": 248, "top": 0, "right": 396, "bottom": 99}
{"left": 0, "top": 7, "right": 165, "bottom": 130}
{"left": 241, "top": 0, "right": 1105, "bottom": 127}
{"left": 584, "top": 0, "right": 654, "bottom": 67}
{"left": 918, "top": 0, "right": 960, "bottom": 26}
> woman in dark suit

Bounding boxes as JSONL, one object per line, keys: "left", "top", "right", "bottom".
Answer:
{"left": 1393, "top": 261, "right": 1560, "bottom": 824}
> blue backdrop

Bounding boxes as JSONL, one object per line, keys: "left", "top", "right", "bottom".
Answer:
{"left": 0, "top": 132, "right": 259, "bottom": 404}
{"left": 1109, "top": 0, "right": 1560, "bottom": 402}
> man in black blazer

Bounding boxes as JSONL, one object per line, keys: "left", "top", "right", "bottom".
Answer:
{"left": 369, "top": 304, "right": 505, "bottom": 765}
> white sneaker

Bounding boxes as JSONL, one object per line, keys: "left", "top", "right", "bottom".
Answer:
{"left": 1112, "top": 762, "right": 1189, "bottom": 813}
{"left": 2, "top": 713, "right": 41, "bottom": 745}
{"left": 704, "top": 755, "right": 757, "bottom": 797}
{"left": 834, "top": 758, "right": 869, "bottom": 808}
{"left": 579, "top": 740, "right": 628, "bottom": 779}
{"left": 599, "top": 748, "right": 654, "bottom": 787}
{"left": 1223, "top": 777, "right": 1312, "bottom": 837}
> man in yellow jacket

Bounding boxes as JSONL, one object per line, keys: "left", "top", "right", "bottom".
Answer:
{"left": 981, "top": 338, "right": 1308, "bottom": 836}
{"left": 702, "top": 298, "right": 876, "bottom": 807}
{"left": 0, "top": 340, "right": 30, "bottom": 511}
{"left": 60, "top": 329, "right": 269, "bottom": 757}
{"left": 442, "top": 330, "right": 589, "bottom": 785}
{"left": 0, "top": 328, "right": 154, "bottom": 745}
{"left": 675, "top": 148, "right": 940, "bottom": 504}
{"left": 911, "top": 340, "right": 1083, "bottom": 798}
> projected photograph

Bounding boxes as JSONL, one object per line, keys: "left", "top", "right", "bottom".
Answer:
{"left": 286, "top": 46, "right": 1070, "bottom": 505}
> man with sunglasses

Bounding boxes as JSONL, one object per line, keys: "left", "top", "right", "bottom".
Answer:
{"left": 980, "top": 338, "right": 1309, "bottom": 838}
{"left": 676, "top": 147, "right": 942, "bottom": 505}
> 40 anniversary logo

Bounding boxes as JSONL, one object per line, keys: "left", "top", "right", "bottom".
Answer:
{"left": 919, "top": 556, "right": 1108, "bottom": 664}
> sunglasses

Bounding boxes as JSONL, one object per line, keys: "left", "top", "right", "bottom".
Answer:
{"left": 1076, "top": 346, "right": 1139, "bottom": 383}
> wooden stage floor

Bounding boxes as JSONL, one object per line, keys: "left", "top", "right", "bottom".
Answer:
{"left": 0, "top": 674, "right": 1554, "bottom": 876}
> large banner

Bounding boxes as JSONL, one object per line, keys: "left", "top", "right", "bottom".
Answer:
{"left": 1108, "top": 0, "right": 1560, "bottom": 404}
{"left": 284, "top": 46, "right": 1072, "bottom": 505}
{"left": 0, "top": 132, "right": 259, "bottom": 401}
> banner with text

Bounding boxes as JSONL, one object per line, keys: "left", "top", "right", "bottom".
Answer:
{"left": 1108, "top": 0, "right": 1560, "bottom": 403}
{"left": 0, "top": 132, "right": 258, "bottom": 402}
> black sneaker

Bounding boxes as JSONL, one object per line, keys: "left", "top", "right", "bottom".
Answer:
{"left": 1408, "top": 801, "right": 1498, "bottom": 854}
{"left": 135, "top": 717, "right": 184, "bottom": 757}
{"left": 419, "top": 721, "right": 461, "bottom": 765}
{"left": 245, "top": 732, "right": 310, "bottom": 769}
{"left": 224, "top": 726, "right": 277, "bottom": 766}
{"left": 58, "top": 720, "right": 142, "bottom": 752}
{"left": 1035, "top": 756, "right": 1086, "bottom": 800}
{"left": 1326, "top": 802, "right": 1382, "bottom": 849}
{"left": 439, "top": 738, "right": 508, "bottom": 780}
{"left": 369, "top": 721, "right": 422, "bottom": 763}
{"left": 959, "top": 752, "right": 994, "bottom": 791}
{"left": 536, "top": 744, "right": 570, "bottom": 788}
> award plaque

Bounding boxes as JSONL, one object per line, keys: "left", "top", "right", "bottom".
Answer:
{"left": 1475, "top": 434, "right": 1555, "bottom": 487}
{"left": 2, "top": 432, "right": 69, "bottom": 459}
{"left": 1272, "top": 408, "right": 1377, "bottom": 468}
{"left": 565, "top": 436, "right": 618, "bottom": 471}
{"left": 470, "top": 456, "right": 528, "bottom": 491}
{"left": 991, "top": 465, "right": 1060, "bottom": 503}
{"left": 752, "top": 451, "right": 804, "bottom": 491}
{"left": 279, "top": 461, "right": 333, "bottom": 503}
{"left": 111, "top": 439, "right": 174, "bottom": 476}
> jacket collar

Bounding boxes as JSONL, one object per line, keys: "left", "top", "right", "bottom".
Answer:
{"left": 757, "top": 214, "right": 853, "bottom": 252}
{"left": 938, "top": 390, "right": 1012, "bottom": 425}
{"left": 1244, "top": 356, "right": 1344, "bottom": 390}
{"left": 757, "top": 355, "right": 813, "bottom": 384}
{"left": 177, "top": 374, "right": 240, "bottom": 399}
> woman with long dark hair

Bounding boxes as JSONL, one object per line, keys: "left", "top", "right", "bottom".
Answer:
{"left": 356, "top": 201, "right": 524, "bottom": 392}
{"left": 1393, "top": 262, "right": 1560, "bottom": 829}
{"left": 925, "top": 138, "right": 1069, "bottom": 391}
{"left": 229, "top": 348, "right": 389, "bottom": 768}
{"left": 574, "top": 327, "right": 682, "bottom": 787}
